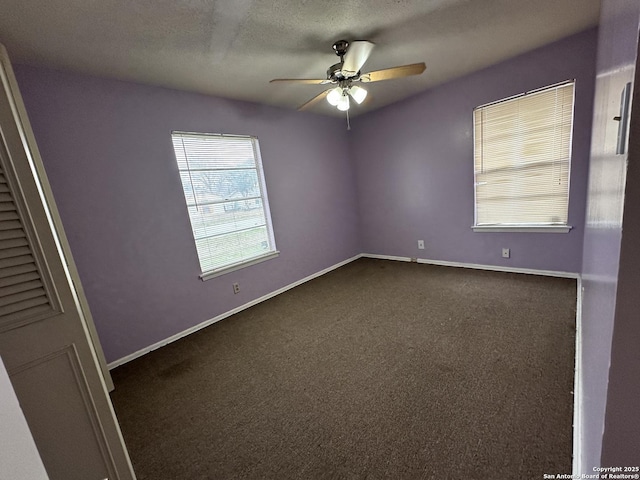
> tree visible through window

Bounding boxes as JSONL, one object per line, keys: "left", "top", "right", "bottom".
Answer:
{"left": 171, "top": 132, "right": 277, "bottom": 279}
{"left": 473, "top": 81, "right": 575, "bottom": 230}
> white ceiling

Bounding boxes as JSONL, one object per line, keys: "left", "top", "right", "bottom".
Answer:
{"left": 0, "top": 0, "right": 600, "bottom": 116}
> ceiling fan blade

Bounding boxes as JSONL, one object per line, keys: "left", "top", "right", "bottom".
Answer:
{"left": 342, "top": 41, "right": 375, "bottom": 76}
{"left": 270, "top": 78, "right": 330, "bottom": 85}
{"left": 298, "top": 90, "right": 330, "bottom": 111}
{"left": 359, "top": 63, "right": 426, "bottom": 83}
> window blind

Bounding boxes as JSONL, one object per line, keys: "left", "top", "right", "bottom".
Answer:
{"left": 171, "top": 132, "right": 276, "bottom": 276}
{"left": 473, "top": 82, "right": 575, "bottom": 226}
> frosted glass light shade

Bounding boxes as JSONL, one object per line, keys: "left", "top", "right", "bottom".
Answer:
{"left": 337, "top": 93, "right": 350, "bottom": 111}
{"left": 349, "top": 85, "right": 368, "bottom": 104}
{"left": 326, "top": 87, "right": 342, "bottom": 106}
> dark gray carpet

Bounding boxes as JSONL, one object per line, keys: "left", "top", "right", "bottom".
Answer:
{"left": 110, "top": 258, "right": 576, "bottom": 479}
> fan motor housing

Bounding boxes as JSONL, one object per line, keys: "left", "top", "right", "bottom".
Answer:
{"left": 327, "top": 63, "right": 343, "bottom": 81}
{"left": 327, "top": 62, "right": 359, "bottom": 82}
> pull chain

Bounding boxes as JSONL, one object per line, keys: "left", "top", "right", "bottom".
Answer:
{"left": 346, "top": 109, "right": 351, "bottom": 131}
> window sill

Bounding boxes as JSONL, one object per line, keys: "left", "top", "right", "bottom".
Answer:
{"left": 200, "top": 251, "right": 280, "bottom": 281}
{"left": 471, "top": 225, "right": 572, "bottom": 233}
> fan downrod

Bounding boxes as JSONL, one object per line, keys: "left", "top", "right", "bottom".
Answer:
{"left": 329, "top": 40, "right": 353, "bottom": 81}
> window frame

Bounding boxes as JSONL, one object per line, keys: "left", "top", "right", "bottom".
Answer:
{"left": 471, "top": 80, "right": 576, "bottom": 234}
{"left": 171, "top": 131, "right": 278, "bottom": 280}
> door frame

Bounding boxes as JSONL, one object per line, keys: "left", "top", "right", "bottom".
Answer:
{"left": 0, "top": 44, "right": 113, "bottom": 391}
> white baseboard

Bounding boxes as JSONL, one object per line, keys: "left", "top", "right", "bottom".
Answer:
{"left": 108, "top": 248, "right": 585, "bottom": 469}
{"left": 361, "top": 253, "right": 580, "bottom": 279}
{"left": 573, "top": 277, "right": 584, "bottom": 475}
{"left": 107, "top": 254, "right": 363, "bottom": 369}
{"left": 109, "top": 252, "right": 580, "bottom": 370}
{"left": 359, "top": 253, "right": 413, "bottom": 262}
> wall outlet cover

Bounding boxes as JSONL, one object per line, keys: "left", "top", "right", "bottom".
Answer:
{"left": 502, "top": 248, "right": 510, "bottom": 258}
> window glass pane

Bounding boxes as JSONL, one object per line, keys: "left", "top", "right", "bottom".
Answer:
{"left": 195, "top": 226, "right": 271, "bottom": 272}
{"left": 185, "top": 170, "right": 260, "bottom": 206}
{"left": 473, "top": 82, "right": 574, "bottom": 226}
{"left": 187, "top": 200, "right": 267, "bottom": 239}
{"left": 171, "top": 133, "right": 276, "bottom": 275}
{"left": 178, "top": 172, "right": 195, "bottom": 205}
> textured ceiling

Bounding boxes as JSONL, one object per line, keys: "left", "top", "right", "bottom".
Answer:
{"left": 0, "top": 0, "right": 600, "bottom": 116}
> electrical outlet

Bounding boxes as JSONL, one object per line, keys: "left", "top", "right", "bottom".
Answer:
{"left": 417, "top": 240, "right": 425, "bottom": 249}
{"left": 502, "top": 248, "right": 510, "bottom": 258}
{"left": 232, "top": 282, "right": 240, "bottom": 294}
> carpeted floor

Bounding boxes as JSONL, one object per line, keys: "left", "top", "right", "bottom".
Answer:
{"left": 110, "top": 258, "right": 577, "bottom": 479}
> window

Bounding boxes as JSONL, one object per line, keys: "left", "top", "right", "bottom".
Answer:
{"left": 472, "top": 81, "right": 575, "bottom": 232}
{"left": 171, "top": 132, "right": 277, "bottom": 280}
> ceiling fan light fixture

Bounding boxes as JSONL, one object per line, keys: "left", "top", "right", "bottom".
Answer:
{"left": 337, "top": 93, "right": 350, "bottom": 111}
{"left": 272, "top": 39, "right": 427, "bottom": 113}
{"left": 349, "top": 85, "right": 368, "bottom": 104}
{"left": 326, "top": 87, "right": 342, "bottom": 106}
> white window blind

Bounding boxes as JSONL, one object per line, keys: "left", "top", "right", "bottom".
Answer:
{"left": 171, "top": 132, "right": 277, "bottom": 278}
{"left": 473, "top": 81, "right": 575, "bottom": 228}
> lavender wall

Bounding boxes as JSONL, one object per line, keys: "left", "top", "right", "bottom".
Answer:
{"left": 597, "top": 0, "right": 640, "bottom": 465}
{"left": 602, "top": 58, "right": 640, "bottom": 464}
{"left": 351, "top": 29, "right": 597, "bottom": 273}
{"left": 579, "top": 0, "right": 640, "bottom": 470}
{"left": 13, "top": 29, "right": 599, "bottom": 366}
{"left": 14, "top": 65, "right": 360, "bottom": 363}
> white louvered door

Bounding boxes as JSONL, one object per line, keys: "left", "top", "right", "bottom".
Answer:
{"left": 0, "top": 47, "right": 136, "bottom": 479}
{"left": 0, "top": 163, "right": 51, "bottom": 323}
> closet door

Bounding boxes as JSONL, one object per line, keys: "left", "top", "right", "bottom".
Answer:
{"left": 0, "top": 46, "right": 135, "bottom": 480}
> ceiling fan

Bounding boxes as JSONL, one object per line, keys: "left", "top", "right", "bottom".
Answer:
{"left": 270, "top": 39, "right": 426, "bottom": 112}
